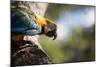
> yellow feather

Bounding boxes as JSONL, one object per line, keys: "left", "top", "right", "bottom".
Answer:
{"left": 35, "top": 15, "right": 47, "bottom": 27}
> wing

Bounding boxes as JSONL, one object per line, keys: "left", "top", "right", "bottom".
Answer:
{"left": 11, "top": 8, "right": 41, "bottom": 35}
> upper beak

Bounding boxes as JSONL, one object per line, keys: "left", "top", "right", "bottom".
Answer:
{"left": 46, "top": 30, "right": 57, "bottom": 40}
{"left": 53, "top": 32, "right": 57, "bottom": 40}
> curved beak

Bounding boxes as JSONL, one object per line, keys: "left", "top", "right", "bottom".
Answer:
{"left": 53, "top": 32, "right": 57, "bottom": 40}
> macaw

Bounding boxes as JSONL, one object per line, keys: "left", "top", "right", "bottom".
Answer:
{"left": 11, "top": 7, "right": 57, "bottom": 42}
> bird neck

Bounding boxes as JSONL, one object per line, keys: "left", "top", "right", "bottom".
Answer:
{"left": 36, "top": 15, "right": 47, "bottom": 27}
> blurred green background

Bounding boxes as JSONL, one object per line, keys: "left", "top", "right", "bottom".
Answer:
{"left": 39, "top": 3, "right": 95, "bottom": 63}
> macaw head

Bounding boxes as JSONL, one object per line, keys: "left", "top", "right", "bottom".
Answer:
{"left": 43, "top": 19, "right": 57, "bottom": 40}
{"left": 35, "top": 15, "right": 57, "bottom": 40}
